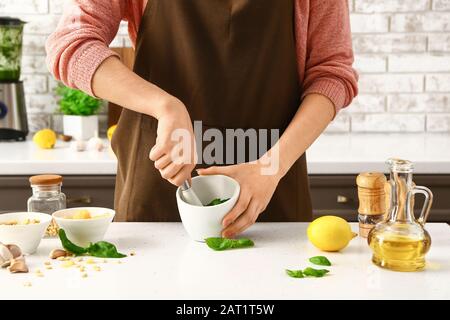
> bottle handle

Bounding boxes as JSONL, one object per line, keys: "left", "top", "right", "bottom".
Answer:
{"left": 411, "top": 186, "right": 433, "bottom": 225}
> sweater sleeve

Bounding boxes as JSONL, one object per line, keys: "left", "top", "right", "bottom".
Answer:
{"left": 45, "top": 0, "right": 128, "bottom": 96}
{"left": 300, "top": 0, "right": 358, "bottom": 113}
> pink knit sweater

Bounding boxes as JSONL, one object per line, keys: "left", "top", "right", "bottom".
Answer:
{"left": 46, "top": 0, "right": 358, "bottom": 112}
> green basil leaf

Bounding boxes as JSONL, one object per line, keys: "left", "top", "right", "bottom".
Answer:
{"left": 286, "top": 269, "right": 304, "bottom": 278}
{"left": 59, "top": 229, "right": 126, "bottom": 258}
{"left": 205, "top": 238, "right": 234, "bottom": 251}
{"left": 309, "top": 256, "right": 332, "bottom": 266}
{"left": 205, "top": 237, "right": 227, "bottom": 251}
{"left": 87, "top": 241, "right": 127, "bottom": 258}
{"left": 205, "top": 237, "right": 254, "bottom": 251}
{"left": 219, "top": 238, "right": 234, "bottom": 250}
{"left": 206, "top": 199, "right": 221, "bottom": 206}
{"left": 58, "top": 229, "right": 87, "bottom": 255}
{"left": 234, "top": 238, "right": 254, "bottom": 248}
{"left": 302, "top": 267, "right": 330, "bottom": 277}
{"left": 206, "top": 198, "right": 230, "bottom": 206}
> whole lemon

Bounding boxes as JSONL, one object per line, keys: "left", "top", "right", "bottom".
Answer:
{"left": 307, "top": 216, "right": 357, "bottom": 252}
{"left": 107, "top": 124, "right": 117, "bottom": 141}
{"left": 33, "top": 129, "right": 57, "bottom": 149}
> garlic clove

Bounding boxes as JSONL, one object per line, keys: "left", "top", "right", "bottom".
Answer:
{"left": 8, "top": 256, "right": 29, "bottom": 273}
{"left": 49, "top": 249, "right": 68, "bottom": 259}
{"left": 1, "top": 260, "right": 11, "bottom": 268}
{"left": 6, "top": 244, "right": 22, "bottom": 259}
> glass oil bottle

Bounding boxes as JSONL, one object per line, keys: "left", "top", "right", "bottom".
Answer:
{"left": 368, "top": 159, "right": 433, "bottom": 272}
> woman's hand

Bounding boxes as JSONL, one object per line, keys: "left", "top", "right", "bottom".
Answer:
{"left": 149, "top": 97, "right": 197, "bottom": 186}
{"left": 90, "top": 57, "right": 196, "bottom": 187}
{"left": 197, "top": 162, "right": 281, "bottom": 238}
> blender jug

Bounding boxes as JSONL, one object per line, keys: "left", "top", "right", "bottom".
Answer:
{"left": 0, "top": 17, "right": 25, "bottom": 81}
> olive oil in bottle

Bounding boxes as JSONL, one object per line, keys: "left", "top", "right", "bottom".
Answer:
{"left": 369, "top": 229, "right": 431, "bottom": 272}
{"left": 368, "top": 159, "right": 433, "bottom": 272}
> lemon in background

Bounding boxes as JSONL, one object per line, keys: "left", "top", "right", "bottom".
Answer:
{"left": 33, "top": 129, "right": 57, "bottom": 149}
{"left": 107, "top": 124, "right": 117, "bottom": 141}
{"left": 307, "top": 216, "right": 357, "bottom": 252}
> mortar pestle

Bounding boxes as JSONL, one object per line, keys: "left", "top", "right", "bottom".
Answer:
{"left": 176, "top": 175, "right": 240, "bottom": 241}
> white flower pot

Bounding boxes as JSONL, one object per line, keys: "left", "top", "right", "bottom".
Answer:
{"left": 63, "top": 115, "right": 98, "bottom": 140}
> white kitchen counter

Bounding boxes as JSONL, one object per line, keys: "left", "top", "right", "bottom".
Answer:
{"left": 0, "top": 139, "right": 117, "bottom": 175}
{"left": 0, "top": 222, "right": 449, "bottom": 300}
{"left": 307, "top": 133, "right": 450, "bottom": 174}
{"left": 1, "top": 133, "right": 450, "bottom": 175}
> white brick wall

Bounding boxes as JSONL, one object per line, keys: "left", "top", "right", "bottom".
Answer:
{"left": 355, "top": 0, "right": 430, "bottom": 13}
{"left": 343, "top": 0, "right": 450, "bottom": 133}
{"left": 1, "top": 0, "right": 450, "bottom": 133}
{"left": 434, "top": 0, "right": 450, "bottom": 10}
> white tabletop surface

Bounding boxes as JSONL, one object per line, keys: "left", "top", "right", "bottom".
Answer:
{"left": 0, "top": 133, "right": 450, "bottom": 175}
{"left": 0, "top": 222, "right": 449, "bottom": 300}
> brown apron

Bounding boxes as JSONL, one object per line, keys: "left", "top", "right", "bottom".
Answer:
{"left": 111, "top": 0, "right": 313, "bottom": 222}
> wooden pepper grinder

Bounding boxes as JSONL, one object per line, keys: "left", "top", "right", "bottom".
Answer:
{"left": 356, "top": 172, "right": 387, "bottom": 238}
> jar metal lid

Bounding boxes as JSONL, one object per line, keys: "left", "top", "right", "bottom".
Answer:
{"left": 29, "top": 175, "right": 63, "bottom": 186}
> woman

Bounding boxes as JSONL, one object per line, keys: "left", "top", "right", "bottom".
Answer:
{"left": 46, "top": 0, "right": 358, "bottom": 238}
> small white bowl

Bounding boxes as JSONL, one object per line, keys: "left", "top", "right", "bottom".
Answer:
{"left": 0, "top": 212, "right": 52, "bottom": 254}
{"left": 176, "top": 175, "right": 240, "bottom": 242}
{"left": 53, "top": 207, "right": 115, "bottom": 247}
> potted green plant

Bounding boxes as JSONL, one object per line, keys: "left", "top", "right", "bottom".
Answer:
{"left": 56, "top": 84, "right": 101, "bottom": 140}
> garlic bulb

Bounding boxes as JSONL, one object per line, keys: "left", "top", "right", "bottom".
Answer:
{"left": 70, "top": 140, "right": 87, "bottom": 152}
{"left": 6, "top": 244, "right": 22, "bottom": 259}
{"left": 87, "top": 137, "right": 104, "bottom": 152}
{"left": 0, "top": 243, "right": 13, "bottom": 267}
{"left": 0, "top": 243, "right": 28, "bottom": 273}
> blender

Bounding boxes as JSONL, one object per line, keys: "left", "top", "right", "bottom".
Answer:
{"left": 0, "top": 17, "right": 28, "bottom": 141}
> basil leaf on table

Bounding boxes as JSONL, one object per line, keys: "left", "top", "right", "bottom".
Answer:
{"left": 58, "top": 229, "right": 126, "bottom": 258}
{"left": 286, "top": 269, "right": 304, "bottom": 278}
{"left": 58, "top": 229, "right": 87, "bottom": 255}
{"left": 210, "top": 238, "right": 234, "bottom": 251}
{"left": 205, "top": 237, "right": 254, "bottom": 251}
{"left": 302, "top": 267, "right": 330, "bottom": 277}
{"left": 309, "top": 256, "right": 332, "bottom": 266}
{"left": 236, "top": 238, "right": 254, "bottom": 247}
{"left": 87, "top": 241, "right": 127, "bottom": 258}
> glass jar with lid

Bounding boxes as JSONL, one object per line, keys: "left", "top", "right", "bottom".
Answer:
{"left": 27, "top": 175, "right": 66, "bottom": 237}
